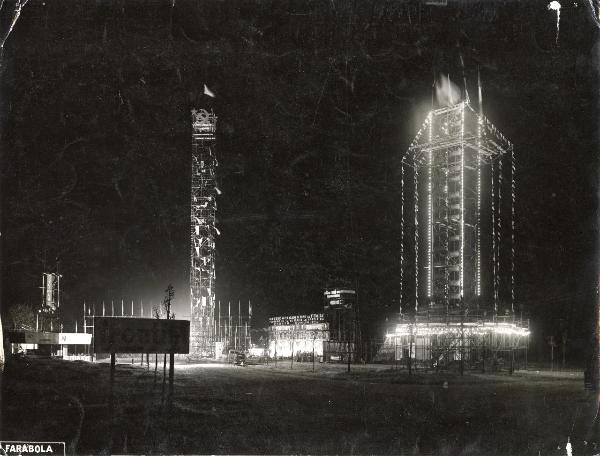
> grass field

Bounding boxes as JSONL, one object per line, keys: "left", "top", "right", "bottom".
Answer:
{"left": 1, "top": 357, "right": 598, "bottom": 455}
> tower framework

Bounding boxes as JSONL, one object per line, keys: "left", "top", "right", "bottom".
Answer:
{"left": 190, "top": 108, "right": 218, "bottom": 357}
{"left": 392, "top": 101, "right": 528, "bottom": 370}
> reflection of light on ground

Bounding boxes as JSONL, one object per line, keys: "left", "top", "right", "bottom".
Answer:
{"left": 175, "top": 363, "right": 229, "bottom": 370}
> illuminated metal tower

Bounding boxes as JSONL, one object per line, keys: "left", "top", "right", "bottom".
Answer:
{"left": 190, "top": 108, "right": 218, "bottom": 356}
{"left": 400, "top": 101, "right": 515, "bottom": 317}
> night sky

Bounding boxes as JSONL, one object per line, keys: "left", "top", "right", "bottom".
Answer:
{"left": 1, "top": 0, "right": 597, "bottom": 361}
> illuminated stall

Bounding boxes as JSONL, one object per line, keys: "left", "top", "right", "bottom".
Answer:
{"left": 268, "top": 314, "right": 329, "bottom": 358}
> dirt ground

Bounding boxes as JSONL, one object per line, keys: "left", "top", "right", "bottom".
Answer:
{"left": 1, "top": 357, "right": 598, "bottom": 455}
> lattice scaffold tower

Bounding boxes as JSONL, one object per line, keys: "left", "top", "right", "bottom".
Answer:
{"left": 190, "top": 108, "right": 218, "bottom": 357}
{"left": 389, "top": 100, "right": 529, "bottom": 371}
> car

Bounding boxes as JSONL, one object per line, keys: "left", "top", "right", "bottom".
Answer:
{"left": 227, "top": 349, "right": 246, "bottom": 366}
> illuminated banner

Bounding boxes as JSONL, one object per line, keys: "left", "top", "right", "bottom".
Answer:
{"left": 324, "top": 289, "right": 355, "bottom": 297}
{"left": 93, "top": 317, "right": 189, "bottom": 354}
{"left": 45, "top": 273, "right": 55, "bottom": 308}
{"left": 324, "top": 289, "right": 356, "bottom": 309}
{"left": 268, "top": 314, "right": 324, "bottom": 326}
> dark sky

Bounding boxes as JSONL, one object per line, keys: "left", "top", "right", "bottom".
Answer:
{"left": 1, "top": 0, "right": 598, "bottom": 358}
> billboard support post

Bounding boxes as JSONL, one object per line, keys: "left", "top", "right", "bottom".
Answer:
{"left": 110, "top": 353, "right": 115, "bottom": 383}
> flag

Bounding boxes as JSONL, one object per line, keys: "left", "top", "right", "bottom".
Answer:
{"left": 121, "top": 300, "right": 124, "bottom": 316}
{"left": 111, "top": 300, "right": 114, "bottom": 316}
{"left": 102, "top": 301, "right": 106, "bottom": 317}
{"left": 204, "top": 84, "right": 215, "bottom": 98}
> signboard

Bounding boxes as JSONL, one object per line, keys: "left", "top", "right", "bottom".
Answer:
{"left": 324, "top": 289, "right": 356, "bottom": 308}
{"left": 93, "top": 317, "right": 189, "bottom": 354}
{"left": 0, "top": 441, "right": 65, "bottom": 456}
{"left": 58, "top": 333, "right": 92, "bottom": 345}
{"left": 268, "top": 314, "right": 324, "bottom": 326}
{"left": 8, "top": 331, "right": 92, "bottom": 345}
{"left": 45, "top": 273, "right": 55, "bottom": 308}
{"left": 324, "top": 289, "right": 355, "bottom": 298}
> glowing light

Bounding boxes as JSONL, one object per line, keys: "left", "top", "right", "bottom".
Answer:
{"left": 414, "top": 154, "right": 420, "bottom": 312}
{"left": 460, "top": 102, "right": 465, "bottom": 299}
{"left": 400, "top": 160, "right": 405, "bottom": 313}
{"left": 491, "top": 160, "right": 498, "bottom": 313}
{"left": 548, "top": 1, "right": 561, "bottom": 44}
{"left": 268, "top": 320, "right": 328, "bottom": 358}
{"left": 387, "top": 321, "right": 530, "bottom": 338}
{"left": 511, "top": 146, "right": 516, "bottom": 312}
{"left": 498, "top": 153, "right": 503, "bottom": 311}
{"left": 427, "top": 115, "right": 433, "bottom": 298}
{"left": 476, "top": 115, "right": 482, "bottom": 296}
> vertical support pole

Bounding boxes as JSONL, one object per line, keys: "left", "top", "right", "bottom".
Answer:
{"left": 476, "top": 114, "right": 482, "bottom": 299}
{"left": 400, "top": 161, "right": 405, "bottom": 315}
{"left": 444, "top": 148, "right": 449, "bottom": 314}
{"left": 347, "top": 336, "right": 351, "bottom": 373}
{"left": 460, "top": 302, "right": 464, "bottom": 376}
{"left": 427, "top": 113, "right": 433, "bottom": 301}
{"left": 394, "top": 337, "right": 397, "bottom": 370}
{"left": 460, "top": 103, "right": 465, "bottom": 303}
{"left": 491, "top": 160, "right": 498, "bottom": 314}
{"left": 482, "top": 332, "right": 486, "bottom": 373}
{"left": 408, "top": 322, "right": 413, "bottom": 376}
{"left": 290, "top": 331, "right": 294, "bottom": 370}
{"left": 169, "top": 352, "right": 175, "bottom": 384}
{"left": 414, "top": 156, "right": 420, "bottom": 314}
{"left": 110, "top": 352, "right": 115, "bottom": 383}
{"left": 498, "top": 152, "right": 503, "bottom": 312}
{"left": 510, "top": 144, "right": 516, "bottom": 314}
{"left": 312, "top": 334, "right": 315, "bottom": 372}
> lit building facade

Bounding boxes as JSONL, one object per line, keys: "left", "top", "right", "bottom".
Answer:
{"left": 268, "top": 314, "right": 329, "bottom": 358}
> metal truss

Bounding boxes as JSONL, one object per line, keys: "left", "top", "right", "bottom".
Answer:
{"left": 401, "top": 101, "right": 515, "bottom": 318}
{"left": 190, "top": 108, "right": 218, "bottom": 357}
{"left": 384, "top": 313, "right": 529, "bottom": 371}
